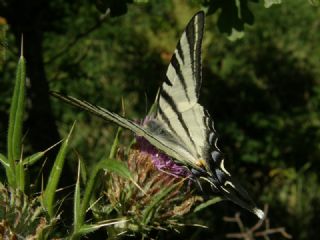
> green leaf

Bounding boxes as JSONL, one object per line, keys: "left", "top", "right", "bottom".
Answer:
{"left": 43, "top": 123, "right": 75, "bottom": 217}
{"left": 0, "top": 153, "right": 9, "bottom": 168}
{"left": 193, "top": 197, "right": 222, "bottom": 213}
{"left": 7, "top": 42, "right": 26, "bottom": 187}
{"left": 264, "top": 0, "right": 282, "bottom": 8}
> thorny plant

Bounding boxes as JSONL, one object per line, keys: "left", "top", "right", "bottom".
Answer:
{"left": 98, "top": 136, "right": 204, "bottom": 237}
{"left": 223, "top": 205, "right": 292, "bottom": 240}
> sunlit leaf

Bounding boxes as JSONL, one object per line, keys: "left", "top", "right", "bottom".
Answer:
{"left": 264, "top": 0, "right": 282, "bottom": 8}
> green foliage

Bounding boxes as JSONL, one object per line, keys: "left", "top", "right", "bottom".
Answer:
{"left": 204, "top": 0, "right": 255, "bottom": 40}
{"left": 1, "top": 0, "right": 320, "bottom": 239}
{"left": 262, "top": 165, "right": 320, "bottom": 239}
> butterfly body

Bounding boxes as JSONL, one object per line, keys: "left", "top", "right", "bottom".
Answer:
{"left": 52, "top": 11, "right": 264, "bottom": 219}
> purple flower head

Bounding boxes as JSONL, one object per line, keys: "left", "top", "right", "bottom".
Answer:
{"left": 136, "top": 117, "right": 191, "bottom": 178}
{"left": 136, "top": 136, "right": 190, "bottom": 178}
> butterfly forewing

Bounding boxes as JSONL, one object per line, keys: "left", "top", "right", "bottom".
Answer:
{"left": 156, "top": 11, "right": 219, "bottom": 171}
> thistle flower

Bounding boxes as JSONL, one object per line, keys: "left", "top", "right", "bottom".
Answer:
{"left": 135, "top": 136, "right": 191, "bottom": 178}
{"left": 101, "top": 135, "right": 202, "bottom": 237}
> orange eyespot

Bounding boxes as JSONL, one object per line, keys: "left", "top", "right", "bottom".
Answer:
{"left": 196, "top": 158, "right": 206, "bottom": 168}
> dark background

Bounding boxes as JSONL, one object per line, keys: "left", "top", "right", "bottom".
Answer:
{"left": 1, "top": 0, "right": 320, "bottom": 239}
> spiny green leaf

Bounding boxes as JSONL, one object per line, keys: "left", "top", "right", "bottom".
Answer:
{"left": 7, "top": 56, "right": 26, "bottom": 162}
{"left": 43, "top": 122, "right": 75, "bottom": 217}
{"left": 23, "top": 140, "right": 62, "bottom": 166}
{"left": 7, "top": 46, "right": 26, "bottom": 187}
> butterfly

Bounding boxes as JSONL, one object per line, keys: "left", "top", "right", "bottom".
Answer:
{"left": 51, "top": 11, "right": 264, "bottom": 219}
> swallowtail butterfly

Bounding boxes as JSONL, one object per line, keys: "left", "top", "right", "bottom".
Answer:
{"left": 52, "top": 11, "right": 264, "bottom": 219}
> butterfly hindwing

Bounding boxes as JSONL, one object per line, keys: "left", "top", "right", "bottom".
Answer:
{"left": 51, "top": 92, "right": 192, "bottom": 164}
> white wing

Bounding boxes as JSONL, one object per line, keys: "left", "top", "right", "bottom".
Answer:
{"left": 155, "top": 11, "right": 220, "bottom": 172}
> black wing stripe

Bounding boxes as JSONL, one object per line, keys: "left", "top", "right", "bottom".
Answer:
{"left": 194, "top": 20, "right": 203, "bottom": 97}
{"left": 160, "top": 89, "right": 197, "bottom": 149}
{"left": 170, "top": 54, "right": 190, "bottom": 101}
{"left": 158, "top": 106, "right": 185, "bottom": 144}
{"left": 164, "top": 76, "right": 173, "bottom": 86}
{"left": 185, "top": 20, "right": 195, "bottom": 77}
{"left": 176, "top": 41, "right": 185, "bottom": 64}
{"left": 158, "top": 106, "right": 178, "bottom": 136}
{"left": 185, "top": 12, "right": 204, "bottom": 98}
